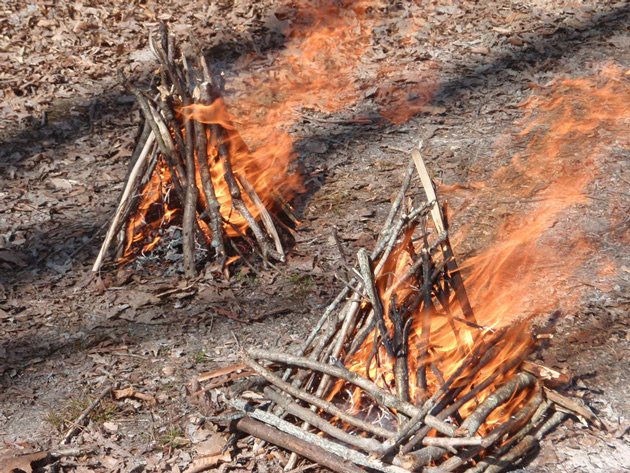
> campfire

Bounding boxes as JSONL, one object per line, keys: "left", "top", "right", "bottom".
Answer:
{"left": 192, "top": 146, "right": 595, "bottom": 473}
{"left": 93, "top": 28, "right": 301, "bottom": 277}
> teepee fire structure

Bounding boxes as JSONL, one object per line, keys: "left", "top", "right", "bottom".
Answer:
{"left": 194, "top": 146, "right": 595, "bottom": 473}
{"left": 93, "top": 28, "right": 300, "bottom": 277}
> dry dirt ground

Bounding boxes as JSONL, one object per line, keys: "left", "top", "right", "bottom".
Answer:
{"left": 1, "top": 1, "right": 630, "bottom": 472}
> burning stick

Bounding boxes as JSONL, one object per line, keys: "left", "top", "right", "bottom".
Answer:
{"left": 93, "top": 28, "right": 296, "bottom": 275}
{"left": 198, "top": 148, "right": 587, "bottom": 472}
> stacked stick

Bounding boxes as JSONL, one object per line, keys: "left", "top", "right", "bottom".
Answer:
{"left": 212, "top": 146, "right": 581, "bottom": 472}
{"left": 93, "top": 27, "right": 286, "bottom": 277}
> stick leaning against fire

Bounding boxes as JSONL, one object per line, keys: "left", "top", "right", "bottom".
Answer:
{"left": 193, "top": 143, "right": 599, "bottom": 473}
{"left": 93, "top": 27, "right": 292, "bottom": 277}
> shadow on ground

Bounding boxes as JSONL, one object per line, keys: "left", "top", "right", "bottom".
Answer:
{"left": 1, "top": 2, "right": 629, "bottom": 377}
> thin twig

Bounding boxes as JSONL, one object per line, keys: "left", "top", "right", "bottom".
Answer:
{"left": 61, "top": 385, "right": 114, "bottom": 444}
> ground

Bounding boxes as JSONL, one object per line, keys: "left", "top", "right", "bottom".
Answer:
{"left": 1, "top": 0, "right": 630, "bottom": 472}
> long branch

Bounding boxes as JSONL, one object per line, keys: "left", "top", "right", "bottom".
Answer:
{"left": 243, "top": 355, "right": 394, "bottom": 438}
{"left": 228, "top": 398, "right": 409, "bottom": 473}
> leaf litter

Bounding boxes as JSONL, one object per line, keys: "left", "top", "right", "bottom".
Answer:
{"left": 1, "top": 0, "right": 630, "bottom": 472}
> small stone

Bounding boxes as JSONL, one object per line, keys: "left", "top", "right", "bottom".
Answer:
{"left": 103, "top": 421, "right": 119, "bottom": 432}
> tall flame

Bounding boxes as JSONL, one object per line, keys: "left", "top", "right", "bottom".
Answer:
{"left": 124, "top": 0, "right": 440, "bottom": 261}
{"left": 337, "top": 65, "right": 630, "bottom": 433}
{"left": 459, "top": 64, "right": 630, "bottom": 324}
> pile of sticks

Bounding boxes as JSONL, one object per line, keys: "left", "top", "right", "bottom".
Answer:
{"left": 93, "top": 28, "right": 287, "bottom": 277}
{"left": 204, "top": 146, "right": 591, "bottom": 472}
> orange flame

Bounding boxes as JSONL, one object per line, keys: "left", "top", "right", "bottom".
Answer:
{"left": 122, "top": 92, "right": 301, "bottom": 262}
{"left": 335, "top": 65, "right": 630, "bottom": 434}
{"left": 462, "top": 64, "right": 630, "bottom": 323}
{"left": 124, "top": 1, "right": 440, "bottom": 260}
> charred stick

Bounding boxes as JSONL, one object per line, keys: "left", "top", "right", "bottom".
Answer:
{"left": 399, "top": 334, "right": 519, "bottom": 456}
{"left": 385, "top": 231, "right": 447, "bottom": 297}
{"left": 146, "top": 100, "right": 187, "bottom": 192}
{"left": 125, "top": 84, "right": 184, "bottom": 186}
{"left": 348, "top": 309, "right": 377, "bottom": 356}
{"left": 391, "top": 300, "right": 411, "bottom": 403}
{"left": 155, "top": 97, "right": 188, "bottom": 197}
{"left": 461, "top": 372, "right": 536, "bottom": 437}
{"left": 181, "top": 57, "right": 199, "bottom": 278}
{"left": 303, "top": 174, "right": 431, "bottom": 357}
{"left": 433, "top": 281, "right": 467, "bottom": 360}
{"left": 237, "top": 173, "right": 284, "bottom": 259}
{"left": 383, "top": 336, "right": 498, "bottom": 457}
{"left": 412, "top": 144, "right": 475, "bottom": 324}
{"left": 358, "top": 249, "right": 394, "bottom": 357}
{"left": 443, "top": 240, "right": 475, "bottom": 321}
{"left": 229, "top": 398, "right": 409, "bottom": 473}
{"left": 505, "top": 399, "right": 551, "bottom": 446}
{"left": 431, "top": 388, "right": 544, "bottom": 473}
{"left": 234, "top": 416, "right": 365, "bottom": 473}
{"left": 194, "top": 123, "right": 227, "bottom": 266}
{"left": 247, "top": 350, "right": 459, "bottom": 441}
{"left": 191, "top": 86, "right": 226, "bottom": 267}
{"left": 149, "top": 27, "right": 186, "bottom": 100}
{"left": 430, "top": 361, "right": 446, "bottom": 386}
{"left": 247, "top": 348, "right": 419, "bottom": 419}
{"left": 217, "top": 129, "right": 283, "bottom": 261}
{"left": 477, "top": 435, "right": 537, "bottom": 473}
{"left": 243, "top": 356, "right": 394, "bottom": 438}
{"left": 263, "top": 387, "right": 383, "bottom": 452}
{"left": 463, "top": 402, "right": 552, "bottom": 473}
{"left": 416, "top": 232, "right": 434, "bottom": 401}
{"left": 365, "top": 322, "right": 381, "bottom": 383}
{"left": 409, "top": 389, "right": 544, "bottom": 473}
{"left": 436, "top": 348, "right": 529, "bottom": 427}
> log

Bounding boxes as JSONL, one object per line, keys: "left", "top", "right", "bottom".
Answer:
{"left": 234, "top": 417, "right": 365, "bottom": 473}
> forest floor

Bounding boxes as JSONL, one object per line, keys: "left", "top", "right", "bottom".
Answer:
{"left": 1, "top": 1, "right": 630, "bottom": 472}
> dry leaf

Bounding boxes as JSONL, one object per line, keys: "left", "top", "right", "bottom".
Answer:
{"left": 470, "top": 46, "right": 491, "bottom": 55}
{"left": 0, "top": 450, "right": 49, "bottom": 473}
{"left": 118, "top": 290, "right": 160, "bottom": 309}
{"left": 0, "top": 250, "right": 28, "bottom": 267}
{"left": 418, "top": 104, "right": 446, "bottom": 115}
{"left": 183, "top": 452, "right": 231, "bottom": 473}
{"left": 103, "top": 421, "right": 119, "bottom": 432}
{"left": 113, "top": 386, "right": 135, "bottom": 399}
{"left": 113, "top": 387, "right": 156, "bottom": 404}
{"left": 194, "top": 433, "right": 229, "bottom": 456}
{"left": 50, "top": 177, "right": 73, "bottom": 189}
